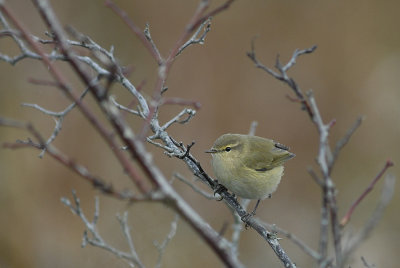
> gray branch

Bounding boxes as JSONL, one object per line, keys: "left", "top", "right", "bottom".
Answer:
{"left": 175, "top": 17, "right": 212, "bottom": 57}
{"left": 61, "top": 190, "right": 144, "bottom": 268}
{"left": 21, "top": 86, "right": 90, "bottom": 157}
{"left": 154, "top": 214, "right": 179, "bottom": 268}
{"left": 174, "top": 173, "right": 216, "bottom": 200}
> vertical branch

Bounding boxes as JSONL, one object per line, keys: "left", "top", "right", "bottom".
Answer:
{"left": 307, "top": 90, "right": 342, "bottom": 266}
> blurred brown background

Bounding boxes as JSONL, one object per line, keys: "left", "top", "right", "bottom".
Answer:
{"left": 1, "top": 0, "right": 399, "bottom": 267}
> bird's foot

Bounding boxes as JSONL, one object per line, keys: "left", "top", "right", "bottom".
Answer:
{"left": 242, "top": 199, "right": 261, "bottom": 229}
{"left": 213, "top": 182, "right": 227, "bottom": 201}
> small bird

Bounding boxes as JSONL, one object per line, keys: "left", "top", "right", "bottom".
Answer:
{"left": 206, "top": 133, "right": 295, "bottom": 216}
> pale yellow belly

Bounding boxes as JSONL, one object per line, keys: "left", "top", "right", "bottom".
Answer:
{"left": 215, "top": 165, "right": 284, "bottom": 200}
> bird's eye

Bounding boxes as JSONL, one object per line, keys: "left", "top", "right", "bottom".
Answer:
{"left": 225, "top": 147, "right": 231, "bottom": 152}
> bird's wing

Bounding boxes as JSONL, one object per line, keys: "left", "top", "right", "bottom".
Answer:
{"left": 244, "top": 142, "right": 294, "bottom": 171}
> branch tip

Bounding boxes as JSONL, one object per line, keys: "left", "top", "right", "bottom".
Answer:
{"left": 386, "top": 159, "right": 394, "bottom": 167}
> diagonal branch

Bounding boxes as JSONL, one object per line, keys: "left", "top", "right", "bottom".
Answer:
{"left": 340, "top": 160, "right": 394, "bottom": 227}
{"left": 105, "top": 0, "right": 163, "bottom": 65}
{"left": 342, "top": 174, "right": 396, "bottom": 262}
{"left": 329, "top": 116, "right": 364, "bottom": 173}
{"left": 175, "top": 17, "right": 212, "bottom": 57}
{"left": 0, "top": 117, "right": 142, "bottom": 201}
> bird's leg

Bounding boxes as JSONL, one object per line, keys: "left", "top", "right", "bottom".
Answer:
{"left": 231, "top": 193, "right": 237, "bottom": 200}
{"left": 241, "top": 199, "right": 261, "bottom": 228}
{"left": 250, "top": 199, "right": 261, "bottom": 215}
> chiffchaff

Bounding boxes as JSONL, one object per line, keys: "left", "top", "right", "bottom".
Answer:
{"left": 206, "top": 133, "right": 295, "bottom": 215}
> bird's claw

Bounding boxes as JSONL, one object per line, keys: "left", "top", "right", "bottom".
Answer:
{"left": 213, "top": 183, "right": 227, "bottom": 201}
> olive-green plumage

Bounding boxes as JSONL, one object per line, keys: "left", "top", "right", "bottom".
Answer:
{"left": 206, "top": 134, "right": 295, "bottom": 200}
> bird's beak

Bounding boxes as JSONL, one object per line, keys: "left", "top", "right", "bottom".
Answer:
{"left": 205, "top": 148, "right": 217, "bottom": 153}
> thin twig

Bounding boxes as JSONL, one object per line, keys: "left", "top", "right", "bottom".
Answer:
{"left": 143, "top": 23, "right": 163, "bottom": 64}
{"left": 329, "top": 116, "right": 364, "bottom": 173}
{"left": 110, "top": 95, "right": 142, "bottom": 116}
{"left": 154, "top": 214, "right": 179, "bottom": 268}
{"left": 176, "top": 17, "right": 212, "bottom": 57}
{"left": 247, "top": 38, "right": 316, "bottom": 118}
{"left": 340, "top": 160, "right": 394, "bottom": 227}
{"left": 160, "top": 97, "right": 202, "bottom": 109}
{"left": 174, "top": 173, "right": 216, "bottom": 200}
{"left": 105, "top": 0, "right": 163, "bottom": 65}
{"left": 307, "top": 166, "right": 324, "bottom": 187}
{"left": 262, "top": 221, "right": 321, "bottom": 261}
{"left": 0, "top": 117, "right": 144, "bottom": 201}
{"left": 116, "top": 212, "right": 144, "bottom": 267}
{"left": 160, "top": 108, "right": 196, "bottom": 131}
{"left": 248, "top": 121, "right": 258, "bottom": 136}
{"left": 138, "top": 0, "right": 235, "bottom": 140}
{"left": 361, "top": 256, "right": 375, "bottom": 268}
{"left": 342, "top": 174, "right": 396, "bottom": 263}
{"left": 21, "top": 86, "right": 91, "bottom": 157}
{"left": 62, "top": 191, "right": 145, "bottom": 267}
{"left": 189, "top": 0, "right": 235, "bottom": 32}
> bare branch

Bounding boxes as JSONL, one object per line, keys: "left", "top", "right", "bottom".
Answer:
{"left": 307, "top": 166, "right": 324, "bottom": 187}
{"left": 248, "top": 120, "right": 258, "bottom": 136}
{"left": 160, "top": 97, "right": 202, "bottom": 109}
{"left": 261, "top": 221, "right": 321, "bottom": 261}
{"left": 230, "top": 198, "right": 250, "bottom": 257}
{"left": 340, "top": 160, "right": 394, "bottom": 227}
{"left": 247, "top": 38, "right": 316, "bottom": 118}
{"left": 10, "top": 0, "right": 246, "bottom": 256}
{"left": 361, "top": 256, "right": 375, "bottom": 268}
{"left": 247, "top": 40, "right": 395, "bottom": 268}
{"left": 143, "top": 23, "right": 163, "bottom": 63}
{"left": 2, "top": 0, "right": 152, "bottom": 193}
{"left": 189, "top": 0, "right": 235, "bottom": 32}
{"left": 154, "top": 214, "right": 179, "bottom": 268}
{"left": 117, "top": 212, "right": 144, "bottom": 267}
{"left": 306, "top": 90, "right": 342, "bottom": 265}
{"left": 176, "top": 17, "right": 212, "bottom": 57}
{"left": 0, "top": 117, "right": 145, "bottom": 201}
{"left": 280, "top": 46, "right": 317, "bottom": 72}
{"left": 21, "top": 86, "right": 90, "bottom": 157}
{"left": 342, "top": 174, "right": 396, "bottom": 262}
{"left": 105, "top": 0, "right": 163, "bottom": 65}
{"left": 1, "top": 1, "right": 298, "bottom": 266}
{"left": 61, "top": 191, "right": 145, "bottom": 268}
{"left": 161, "top": 108, "right": 196, "bottom": 131}
{"left": 329, "top": 116, "right": 364, "bottom": 173}
{"left": 146, "top": 138, "right": 174, "bottom": 154}
{"left": 174, "top": 173, "right": 216, "bottom": 200}
{"left": 110, "top": 95, "right": 142, "bottom": 117}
